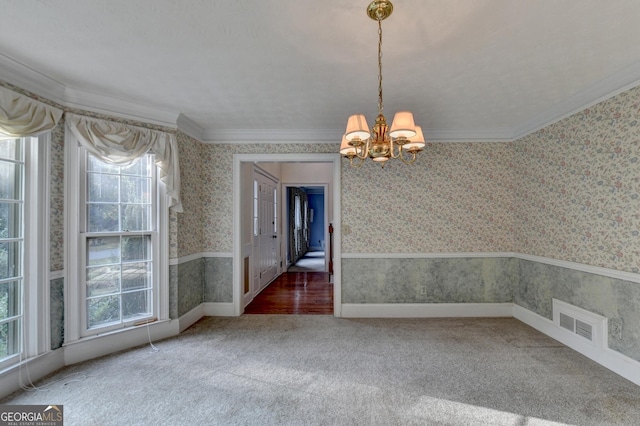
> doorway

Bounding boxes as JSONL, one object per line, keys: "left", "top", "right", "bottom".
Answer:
{"left": 285, "top": 185, "right": 328, "bottom": 273}
{"left": 232, "top": 153, "right": 341, "bottom": 317}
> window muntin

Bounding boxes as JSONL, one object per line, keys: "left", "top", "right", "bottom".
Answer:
{"left": 83, "top": 154, "right": 156, "bottom": 332}
{"left": 0, "top": 138, "right": 24, "bottom": 364}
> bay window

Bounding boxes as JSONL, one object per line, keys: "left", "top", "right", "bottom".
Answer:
{"left": 0, "top": 136, "right": 47, "bottom": 369}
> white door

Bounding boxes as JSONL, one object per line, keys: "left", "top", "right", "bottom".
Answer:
{"left": 255, "top": 171, "right": 278, "bottom": 292}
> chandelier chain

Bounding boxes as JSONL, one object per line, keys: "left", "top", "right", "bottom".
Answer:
{"left": 377, "top": 18, "right": 383, "bottom": 116}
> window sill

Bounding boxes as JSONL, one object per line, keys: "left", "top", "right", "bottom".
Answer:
{"left": 63, "top": 318, "right": 177, "bottom": 365}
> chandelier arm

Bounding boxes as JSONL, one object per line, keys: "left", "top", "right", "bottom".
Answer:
{"left": 355, "top": 139, "right": 371, "bottom": 160}
{"left": 388, "top": 138, "right": 402, "bottom": 159}
{"left": 399, "top": 149, "right": 418, "bottom": 165}
{"left": 350, "top": 156, "right": 365, "bottom": 168}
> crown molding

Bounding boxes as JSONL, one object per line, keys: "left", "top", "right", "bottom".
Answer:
{"left": 201, "top": 128, "right": 343, "bottom": 143}
{"left": 0, "top": 52, "right": 66, "bottom": 104}
{"left": 4, "top": 50, "right": 640, "bottom": 143}
{"left": 63, "top": 86, "right": 178, "bottom": 128}
{"left": 201, "top": 127, "right": 516, "bottom": 144}
{"left": 425, "top": 128, "right": 515, "bottom": 143}
{"left": 512, "top": 59, "right": 640, "bottom": 140}
{"left": 0, "top": 52, "right": 179, "bottom": 129}
{"left": 176, "top": 113, "right": 205, "bottom": 141}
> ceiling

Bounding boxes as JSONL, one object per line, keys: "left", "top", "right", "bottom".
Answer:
{"left": 2, "top": 0, "right": 640, "bottom": 142}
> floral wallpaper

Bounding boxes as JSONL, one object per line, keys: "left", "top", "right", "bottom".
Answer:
{"left": 514, "top": 86, "right": 640, "bottom": 273}
{"left": 341, "top": 142, "right": 516, "bottom": 253}
{"left": 4, "top": 77, "right": 639, "bottom": 273}
{"left": 197, "top": 143, "right": 337, "bottom": 255}
{"left": 174, "top": 131, "right": 204, "bottom": 258}
{"left": 49, "top": 119, "right": 65, "bottom": 272}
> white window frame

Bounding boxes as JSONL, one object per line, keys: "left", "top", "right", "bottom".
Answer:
{"left": 65, "top": 134, "right": 168, "bottom": 343}
{"left": 0, "top": 135, "right": 49, "bottom": 370}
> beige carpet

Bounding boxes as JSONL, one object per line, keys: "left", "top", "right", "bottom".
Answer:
{"left": 2, "top": 316, "right": 639, "bottom": 425}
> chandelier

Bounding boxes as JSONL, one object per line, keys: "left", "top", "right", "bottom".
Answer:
{"left": 340, "top": 0, "right": 425, "bottom": 167}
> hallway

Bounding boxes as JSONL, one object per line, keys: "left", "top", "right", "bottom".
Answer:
{"left": 286, "top": 250, "right": 325, "bottom": 272}
{"left": 244, "top": 272, "right": 333, "bottom": 314}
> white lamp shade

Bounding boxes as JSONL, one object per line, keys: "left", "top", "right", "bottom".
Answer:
{"left": 402, "top": 126, "right": 426, "bottom": 150}
{"left": 345, "top": 114, "right": 371, "bottom": 141}
{"left": 389, "top": 111, "right": 416, "bottom": 138}
{"left": 339, "top": 135, "right": 357, "bottom": 155}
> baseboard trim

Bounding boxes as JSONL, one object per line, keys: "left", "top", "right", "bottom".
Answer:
{"left": 513, "top": 304, "right": 640, "bottom": 387}
{"left": 341, "top": 303, "right": 514, "bottom": 318}
{"left": 178, "top": 304, "right": 205, "bottom": 332}
{"left": 203, "top": 302, "right": 236, "bottom": 317}
{"left": 63, "top": 319, "right": 178, "bottom": 366}
{"left": 0, "top": 349, "right": 66, "bottom": 400}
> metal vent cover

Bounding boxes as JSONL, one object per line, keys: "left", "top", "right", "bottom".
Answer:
{"left": 575, "top": 319, "right": 593, "bottom": 341}
{"left": 559, "top": 312, "right": 574, "bottom": 332}
{"left": 553, "top": 299, "right": 605, "bottom": 348}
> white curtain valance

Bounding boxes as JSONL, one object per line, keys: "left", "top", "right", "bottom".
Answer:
{"left": 0, "top": 86, "right": 63, "bottom": 138}
{"left": 66, "top": 114, "right": 182, "bottom": 212}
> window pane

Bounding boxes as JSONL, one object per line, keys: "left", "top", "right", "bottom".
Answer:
{"left": 121, "top": 176, "right": 150, "bottom": 203}
{"left": 122, "top": 290, "right": 151, "bottom": 320}
{"left": 122, "top": 235, "right": 151, "bottom": 262}
{"left": 88, "top": 173, "right": 119, "bottom": 203}
{"left": 122, "top": 262, "right": 151, "bottom": 291}
{"left": 86, "top": 264, "right": 120, "bottom": 297}
{"left": 84, "top": 153, "right": 155, "bottom": 332}
{"left": 0, "top": 138, "right": 22, "bottom": 364}
{"left": 88, "top": 156, "right": 119, "bottom": 174}
{"left": 88, "top": 295, "right": 120, "bottom": 328}
{"left": 121, "top": 205, "right": 149, "bottom": 232}
{"left": 87, "top": 236, "right": 121, "bottom": 266}
{"left": 0, "top": 280, "right": 21, "bottom": 319}
{"left": 0, "top": 241, "right": 21, "bottom": 280}
{"left": 120, "top": 157, "right": 150, "bottom": 177}
{"left": 88, "top": 204, "right": 119, "bottom": 232}
{"left": 0, "top": 160, "right": 22, "bottom": 200}
{"left": 0, "top": 319, "right": 20, "bottom": 358}
{"left": 0, "top": 139, "right": 22, "bottom": 161}
{"left": 0, "top": 202, "right": 22, "bottom": 239}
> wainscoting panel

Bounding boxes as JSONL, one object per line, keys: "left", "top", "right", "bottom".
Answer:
{"left": 204, "top": 256, "right": 233, "bottom": 303}
{"left": 515, "top": 258, "right": 640, "bottom": 363}
{"left": 174, "top": 257, "right": 204, "bottom": 318}
{"left": 50, "top": 277, "right": 64, "bottom": 350}
{"left": 342, "top": 257, "right": 516, "bottom": 304}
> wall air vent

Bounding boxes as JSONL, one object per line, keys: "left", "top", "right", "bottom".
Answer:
{"left": 575, "top": 319, "right": 593, "bottom": 341}
{"left": 559, "top": 312, "right": 574, "bottom": 332}
{"left": 552, "top": 299, "right": 606, "bottom": 349}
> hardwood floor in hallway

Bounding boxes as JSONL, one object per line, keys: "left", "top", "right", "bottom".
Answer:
{"left": 244, "top": 272, "right": 333, "bottom": 314}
